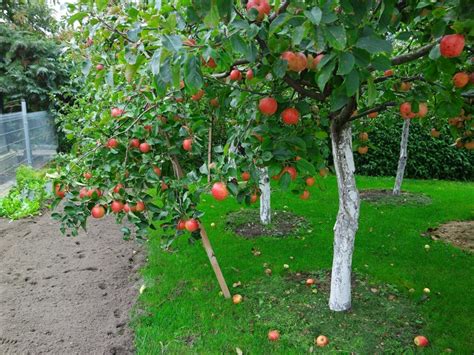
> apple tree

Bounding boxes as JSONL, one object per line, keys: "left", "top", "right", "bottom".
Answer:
{"left": 55, "top": 0, "right": 472, "bottom": 311}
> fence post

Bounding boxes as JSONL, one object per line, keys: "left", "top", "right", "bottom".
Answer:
{"left": 21, "top": 99, "right": 33, "bottom": 166}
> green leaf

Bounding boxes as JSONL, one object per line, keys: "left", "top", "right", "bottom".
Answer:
{"left": 273, "top": 58, "right": 288, "bottom": 78}
{"left": 371, "top": 54, "right": 391, "bottom": 71}
{"left": 345, "top": 69, "right": 359, "bottom": 96}
{"left": 367, "top": 76, "right": 376, "bottom": 106}
{"left": 429, "top": 45, "right": 440, "bottom": 60}
{"left": 269, "top": 13, "right": 290, "bottom": 36}
{"left": 355, "top": 35, "right": 392, "bottom": 54}
{"left": 337, "top": 52, "right": 355, "bottom": 75}
{"left": 162, "top": 34, "right": 182, "bottom": 52}
{"left": 95, "top": 0, "right": 107, "bottom": 11}
{"left": 150, "top": 49, "right": 162, "bottom": 75}
{"left": 324, "top": 25, "right": 347, "bottom": 50}
{"left": 317, "top": 59, "right": 336, "bottom": 91}
{"left": 279, "top": 172, "right": 291, "bottom": 190}
{"left": 296, "top": 158, "right": 316, "bottom": 175}
{"left": 68, "top": 12, "right": 88, "bottom": 25}
{"left": 184, "top": 55, "right": 203, "bottom": 92}
{"left": 304, "top": 7, "right": 322, "bottom": 25}
{"left": 82, "top": 59, "right": 91, "bottom": 76}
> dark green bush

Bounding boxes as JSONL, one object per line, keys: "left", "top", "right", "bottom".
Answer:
{"left": 354, "top": 118, "right": 474, "bottom": 181}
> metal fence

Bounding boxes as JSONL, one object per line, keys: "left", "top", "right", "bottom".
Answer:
{"left": 0, "top": 99, "right": 57, "bottom": 189}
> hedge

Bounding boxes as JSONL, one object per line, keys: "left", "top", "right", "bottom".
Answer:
{"left": 354, "top": 118, "right": 473, "bottom": 181}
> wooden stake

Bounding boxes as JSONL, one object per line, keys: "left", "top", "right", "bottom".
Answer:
{"left": 199, "top": 223, "right": 231, "bottom": 299}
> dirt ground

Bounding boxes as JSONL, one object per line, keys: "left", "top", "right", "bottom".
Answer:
{"left": 424, "top": 221, "right": 474, "bottom": 252}
{"left": 360, "top": 189, "right": 432, "bottom": 205}
{"left": 0, "top": 211, "right": 144, "bottom": 354}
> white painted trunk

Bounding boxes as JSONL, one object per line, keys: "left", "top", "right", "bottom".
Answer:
{"left": 259, "top": 167, "right": 271, "bottom": 225}
{"left": 329, "top": 122, "right": 360, "bottom": 312}
{"left": 393, "top": 119, "right": 411, "bottom": 195}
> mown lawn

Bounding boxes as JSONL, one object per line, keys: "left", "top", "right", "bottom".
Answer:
{"left": 132, "top": 176, "right": 474, "bottom": 354}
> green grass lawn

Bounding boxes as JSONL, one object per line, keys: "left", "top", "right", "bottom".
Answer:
{"left": 132, "top": 176, "right": 474, "bottom": 354}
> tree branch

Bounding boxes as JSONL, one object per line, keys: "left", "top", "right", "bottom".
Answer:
{"left": 349, "top": 101, "right": 396, "bottom": 121}
{"left": 211, "top": 59, "right": 250, "bottom": 79}
{"left": 269, "top": 0, "right": 290, "bottom": 21}
{"left": 283, "top": 75, "right": 325, "bottom": 101}
{"left": 390, "top": 42, "right": 435, "bottom": 66}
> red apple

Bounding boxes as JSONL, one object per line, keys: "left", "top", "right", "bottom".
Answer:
{"left": 111, "top": 107, "right": 124, "bottom": 117}
{"left": 232, "top": 294, "right": 243, "bottom": 304}
{"left": 315, "top": 335, "right": 329, "bottom": 347}
{"left": 300, "top": 190, "right": 310, "bottom": 200}
{"left": 400, "top": 102, "right": 416, "bottom": 119}
{"left": 282, "top": 166, "right": 297, "bottom": 180}
{"left": 183, "top": 138, "right": 193, "bottom": 151}
{"left": 177, "top": 220, "right": 186, "bottom": 230}
{"left": 440, "top": 34, "right": 465, "bottom": 58}
{"left": 161, "top": 181, "right": 168, "bottom": 191}
{"left": 414, "top": 335, "right": 429, "bottom": 347}
{"left": 229, "top": 69, "right": 242, "bottom": 81}
{"left": 281, "top": 107, "right": 300, "bottom": 125}
{"left": 453, "top": 72, "right": 469, "bottom": 88}
{"left": 250, "top": 194, "right": 258, "bottom": 203}
{"left": 123, "top": 203, "right": 131, "bottom": 213}
{"left": 113, "top": 184, "right": 124, "bottom": 193}
{"left": 135, "top": 201, "right": 145, "bottom": 212}
{"left": 368, "top": 111, "right": 378, "bottom": 118}
{"left": 130, "top": 138, "right": 140, "bottom": 148}
{"left": 185, "top": 219, "right": 199, "bottom": 232}
{"left": 83, "top": 172, "right": 92, "bottom": 180}
{"left": 384, "top": 69, "right": 394, "bottom": 77}
{"left": 139, "top": 142, "right": 151, "bottom": 153}
{"left": 306, "top": 177, "right": 315, "bottom": 186}
{"left": 96, "top": 64, "right": 104, "bottom": 71}
{"left": 55, "top": 184, "right": 65, "bottom": 199}
{"left": 191, "top": 89, "right": 204, "bottom": 101}
{"left": 246, "top": 0, "right": 271, "bottom": 20}
{"left": 258, "top": 97, "right": 278, "bottom": 116}
{"left": 246, "top": 69, "right": 254, "bottom": 80}
{"left": 79, "top": 187, "right": 89, "bottom": 199}
{"left": 241, "top": 171, "right": 251, "bottom": 181}
{"left": 211, "top": 182, "right": 229, "bottom": 201}
{"left": 306, "top": 278, "right": 316, "bottom": 286}
{"left": 268, "top": 330, "right": 280, "bottom": 341}
{"left": 111, "top": 201, "right": 124, "bottom": 213}
{"left": 91, "top": 205, "right": 106, "bottom": 219}
{"left": 107, "top": 138, "right": 118, "bottom": 149}
{"left": 153, "top": 166, "right": 161, "bottom": 176}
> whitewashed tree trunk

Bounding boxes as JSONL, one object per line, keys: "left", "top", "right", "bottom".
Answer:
{"left": 393, "top": 119, "right": 411, "bottom": 195}
{"left": 329, "top": 121, "right": 360, "bottom": 311}
{"left": 259, "top": 167, "right": 271, "bottom": 225}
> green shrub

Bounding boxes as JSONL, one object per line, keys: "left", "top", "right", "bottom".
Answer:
{"left": 0, "top": 166, "right": 51, "bottom": 219}
{"left": 354, "top": 118, "right": 474, "bottom": 181}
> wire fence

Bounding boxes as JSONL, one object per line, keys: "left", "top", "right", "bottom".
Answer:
{"left": 0, "top": 100, "right": 57, "bottom": 190}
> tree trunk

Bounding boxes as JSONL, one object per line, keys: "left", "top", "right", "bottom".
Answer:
{"left": 259, "top": 167, "right": 271, "bottom": 225}
{"left": 329, "top": 121, "right": 360, "bottom": 312}
{"left": 393, "top": 119, "right": 411, "bottom": 195}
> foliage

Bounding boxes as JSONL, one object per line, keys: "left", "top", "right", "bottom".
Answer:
{"left": 0, "top": 0, "right": 58, "bottom": 34}
{"left": 0, "top": 165, "right": 51, "bottom": 219}
{"left": 353, "top": 115, "right": 474, "bottom": 181}
{"left": 133, "top": 176, "right": 474, "bottom": 353}
{"left": 0, "top": 24, "right": 69, "bottom": 110}
{"left": 53, "top": 0, "right": 472, "bottom": 243}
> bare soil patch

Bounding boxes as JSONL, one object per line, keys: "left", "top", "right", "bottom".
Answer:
{"left": 424, "top": 221, "right": 474, "bottom": 252}
{"left": 226, "top": 209, "right": 310, "bottom": 238}
{"left": 0, "top": 211, "right": 144, "bottom": 354}
{"left": 360, "top": 189, "right": 431, "bottom": 205}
